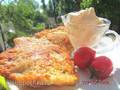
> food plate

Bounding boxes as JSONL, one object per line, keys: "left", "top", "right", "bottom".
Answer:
{"left": 8, "top": 30, "right": 120, "bottom": 90}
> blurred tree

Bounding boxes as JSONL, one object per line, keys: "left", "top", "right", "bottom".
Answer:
{"left": 12, "top": 0, "right": 37, "bottom": 33}
{"left": 47, "top": 0, "right": 80, "bottom": 23}
{"left": 0, "top": 0, "right": 38, "bottom": 35}
{"left": 47, "top": 0, "right": 54, "bottom": 17}
{"left": 41, "top": 0, "right": 47, "bottom": 11}
{"left": 0, "top": 0, "right": 47, "bottom": 47}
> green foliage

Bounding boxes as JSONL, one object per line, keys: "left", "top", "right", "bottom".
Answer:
{"left": 47, "top": 0, "right": 80, "bottom": 23}
{"left": 0, "top": 0, "right": 48, "bottom": 47}
{"left": 35, "top": 23, "right": 45, "bottom": 30}
{"left": 80, "top": 0, "right": 94, "bottom": 9}
{"left": 32, "top": 23, "right": 45, "bottom": 32}
{"left": 0, "top": 5, "right": 7, "bottom": 22}
{"left": 0, "top": 0, "right": 36, "bottom": 34}
{"left": 47, "top": 0, "right": 54, "bottom": 17}
{"left": 0, "top": 75, "right": 10, "bottom": 90}
{"left": 80, "top": 0, "right": 120, "bottom": 33}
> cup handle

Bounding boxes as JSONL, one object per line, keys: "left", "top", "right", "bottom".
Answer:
{"left": 104, "top": 30, "right": 119, "bottom": 41}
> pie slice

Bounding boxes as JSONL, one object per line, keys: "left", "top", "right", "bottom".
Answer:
{"left": 0, "top": 36, "right": 78, "bottom": 87}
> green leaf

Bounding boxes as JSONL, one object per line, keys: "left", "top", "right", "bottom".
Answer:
{"left": 0, "top": 75, "right": 10, "bottom": 90}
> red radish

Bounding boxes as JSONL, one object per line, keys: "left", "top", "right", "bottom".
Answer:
{"left": 74, "top": 47, "right": 96, "bottom": 69}
{"left": 89, "top": 56, "right": 113, "bottom": 80}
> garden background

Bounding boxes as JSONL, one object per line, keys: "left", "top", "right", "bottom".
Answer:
{"left": 0, "top": 0, "right": 120, "bottom": 50}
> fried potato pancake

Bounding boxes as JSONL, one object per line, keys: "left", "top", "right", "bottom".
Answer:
{"left": 0, "top": 26, "right": 78, "bottom": 87}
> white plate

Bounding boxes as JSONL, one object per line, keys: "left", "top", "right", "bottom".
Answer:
{"left": 8, "top": 30, "right": 120, "bottom": 90}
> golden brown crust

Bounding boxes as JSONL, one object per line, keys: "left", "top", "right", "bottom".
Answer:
{"left": 0, "top": 26, "right": 78, "bottom": 87}
{"left": 35, "top": 26, "right": 73, "bottom": 53}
